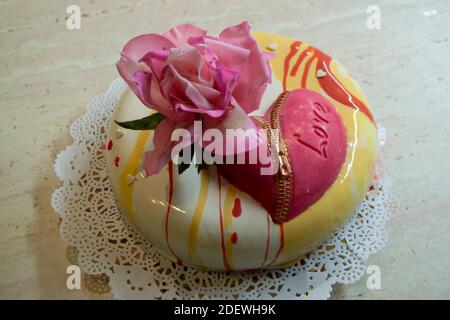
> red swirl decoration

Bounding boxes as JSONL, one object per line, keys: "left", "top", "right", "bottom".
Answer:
{"left": 283, "top": 41, "right": 375, "bottom": 125}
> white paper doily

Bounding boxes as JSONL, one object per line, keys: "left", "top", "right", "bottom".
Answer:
{"left": 51, "top": 78, "right": 397, "bottom": 300}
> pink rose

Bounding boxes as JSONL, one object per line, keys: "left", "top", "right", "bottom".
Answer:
{"left": 117, "top": 21, "right": 273, "bottom": 175}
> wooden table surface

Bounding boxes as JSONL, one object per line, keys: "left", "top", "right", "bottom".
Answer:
{"left": 0, "top": 0, "right": 449, "bottom": 299}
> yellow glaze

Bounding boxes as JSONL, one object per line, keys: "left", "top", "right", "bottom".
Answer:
{"left": 187, "top": 170, "right": 210, "bottom": 259}
{"left": 119, "top": 130, "right": 151, "bottom": 222}
{"left": 106, "top": 32, "right": 378, "bottom": 270}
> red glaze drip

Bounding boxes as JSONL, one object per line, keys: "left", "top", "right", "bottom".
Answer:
{"left": 231, "top": 198, "right": 242, "bottom": 218}
{"left": 283, "top": 41, "right": 301, "bottom": 91}
{"left": 314, "top": 51, "right": 375, "bottom": 124}
{"left": 230, "top": 232, "right": 238, "bottom": 244}
{"left": 283, "top": 40, "right": 375, "bottom": 125}
{"left": 290, "top": 44, "right": 308, "bottom": 77}
{"left": 301, "top": 49, "right": 315, "bottom": 88}
{"left": 164, "top": 162, "right": 182, "bottom": 265}
{"left": 107, "top": 139, "right": 113, "bottom": 150}
{"left": 217, "top": 172, "right": 231, "bottom": 271}
{"left": 114, "top": 155, "right": 120, "bottom": 167}
{"left": 261, "top": 211, "right": 271, "bottom": 268}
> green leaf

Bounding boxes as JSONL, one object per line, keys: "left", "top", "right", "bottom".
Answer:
{"left": 115, "top": 113, "right": 165, "bottom": 130}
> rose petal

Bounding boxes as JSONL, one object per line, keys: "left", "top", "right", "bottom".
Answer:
{"left": 140, "top": 50, "right": 170, "bottom": 82}
{"left": 116, "top": 54, "right": 148, "bottom": 95}
{"left": 132, "top": 70, "right": 171, "bottom": 113}
{"left": 192, "top": 82, "right": 221, "bottom": 101}
{"left": 263, "top": 51, "right": 277, "bottom": 61}
{"left": 209, "top": 64, "right": 240, "bottom": 109}
{"left": 162, "top": 23, "right": 207, "bottom": 47}
{"left": 203, "top": 101, "right": 262, "bottom": 155}
{"left": 219, "top": 21, "right": 272, "bottom": 113}
{"left": 189, "top": 39, "right": 219, "bottom": 66}
{"left": 203, "top": 37, "right": 250, "bottom": 74}
{"left": 185, "top": 40, "right": 216, "bottom": 85}
{"left": 166, "top": 45, "right": 203, "bottom": 82}
{"left": 143, "top": 119, "right": 196, "bottom": 175}
{"left": 176, "top": 103, "right": 226, "bottom": 118}
{"left": 143, "top": 118, "right": 177, "bottom": 175}
{"left": 123, "top": 33, "right": 174, "bottom": 60}
{"left": 117, "top": 33, "right": 174, "bottom": 100}
{"left": 117, "top": 33, "right": 174, "bottom": 83}
{"left": 164, "top": 64, "right": 215, "bottom": 111}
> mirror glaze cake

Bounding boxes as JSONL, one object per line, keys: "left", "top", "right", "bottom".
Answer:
{"left": 106, "top": 27, "right": 378, "bottom": 271}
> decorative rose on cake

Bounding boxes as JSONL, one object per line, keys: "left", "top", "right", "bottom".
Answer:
{"left": 116, "top": 21, "right": 273, "bottom": 176}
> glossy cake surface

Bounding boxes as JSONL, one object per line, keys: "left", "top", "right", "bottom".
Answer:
{"left": 106, "top": 32, "right": 378, "bottom": 270}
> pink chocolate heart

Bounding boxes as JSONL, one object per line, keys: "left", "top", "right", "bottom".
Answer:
{"left": 217, "top": 89, "right": 347, "bottom": 223}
